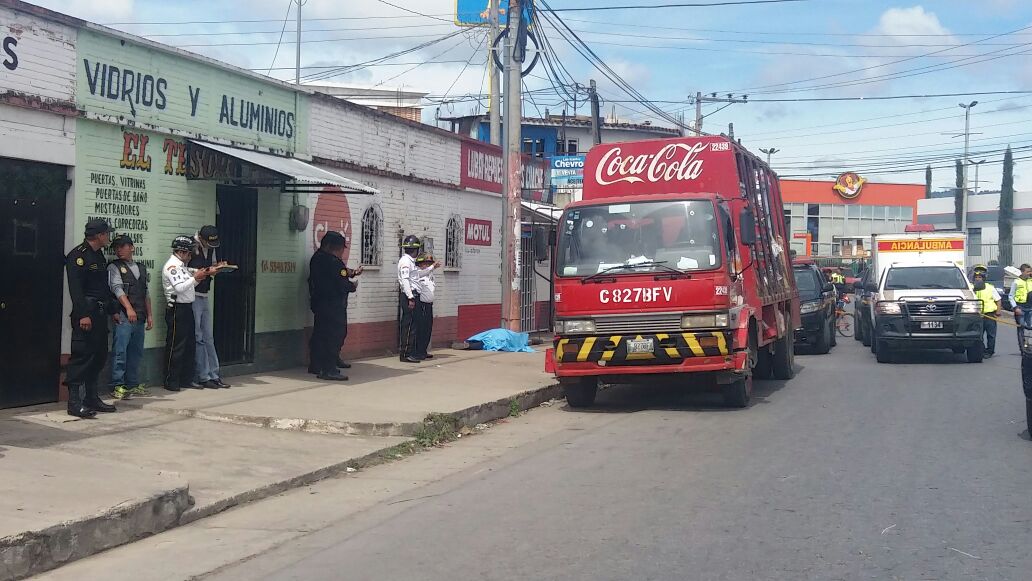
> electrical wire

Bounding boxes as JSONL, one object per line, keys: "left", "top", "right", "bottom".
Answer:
{"left": 550, "top": 0, "right": 808, "bottom": 11}
{"left": 300, "top": 29, "right": 467, "bottom": 83}
{"left": 265, "top": 0, "right": 294, "bottom": 76}
{"left": 441, "top": 31, "right": 489, "bottom": 103}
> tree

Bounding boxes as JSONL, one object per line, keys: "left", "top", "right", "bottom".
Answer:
{"left": 954, "top": 159, "right": 963, "bottom": 230}
{"left": 1000, "top": 146, "right": 1015, "bottom": 266}
{"left": 925, "top": 165, "right": 932, "bottom": 199}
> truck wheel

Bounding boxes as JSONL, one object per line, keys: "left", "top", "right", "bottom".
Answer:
{"left": 564, "top": 378, "right": 598, "bottom": 408}
{"left": 724, "top": 374, "right": 751, "bottom": 408}
{"left": 861, "top": 319, "right": 872, "bottom": 347}
{"left": 772, "top": 328, "right": 796, "bottom": 380}
{"left": 829, "top": 316, "right": 838, "bottom": 348}
{"left": 814, "top": 320, "right": 832, "bottom": 355}
{"left": 854, "top": 316, "right": 863, "bottom": 342}
{"left": 875, "top": 339, "right": 893, "bottom": 363}
{"left": 967, "top": 343, "right": 984, "bottom": 363}
{"left": 951, "top": 346, "right": 966, "bottom": 355}
{"left": 869, "top": 325, "right": 878, "bottom": 353}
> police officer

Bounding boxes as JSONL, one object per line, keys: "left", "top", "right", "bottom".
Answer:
{"left": 397, "top": 234, "right": 422, "bottom": 363}
{"left": 972, "top": 265, "right": 1001, "bottom": 358}
{"left": 1012, "top": 263, "right": 1032, "bottom": 337}
{"left": 162, "top": 236, "right": 213, "bottom": 391}
{"left": 308, "top": 231, "right": 358, "bottom": 381}
{"left": 65, "top": 218, "right": 118, "bottom": 418}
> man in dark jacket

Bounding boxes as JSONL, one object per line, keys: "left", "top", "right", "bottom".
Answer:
{"left": 308, "top": 231, "right": 359, "bottom": 381}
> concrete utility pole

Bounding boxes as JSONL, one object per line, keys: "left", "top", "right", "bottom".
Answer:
{"left": 694, "top": 92, "right": 747, "bottom": 135}
{"left": 759, "top": 147, "right": 780, "bottom": 165}
{"left": 295, "top": 0, "right": 302, "bottom": 85}
{"left": 500, "top": 0, "right": 523, "bottom": 330}
{"left": 589, "top": 79, "right": 601, "bottom": 146}
{"left": 694, "top": 91, "right": 703, "bottom": 135}
{"left": 969, "top": 158, "right": 986, "bottom": 195}
{"left": 959, "top": 101, "right": 978, "bottom": 234}
{"left": 488, "top": 0, "right": 501, "bottom": 145}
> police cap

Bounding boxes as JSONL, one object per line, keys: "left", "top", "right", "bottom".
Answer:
{"left": 85, "top": 218, "right": 111, "bottom": 237}
{"left": 111, "top": 233, "right": 134, "bottom": 248}
{"left": 321, "top": 231, "right": 347, "bottom": 248}
{"left": 199, "top": 225, "right": 220, "bottom": 247}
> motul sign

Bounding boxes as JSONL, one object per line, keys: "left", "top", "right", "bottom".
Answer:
{"left": 465, "top": 218, "right": 493, "bottom": 246}
{"left": 583, "top": 136, "right": 741, "bottom": 199}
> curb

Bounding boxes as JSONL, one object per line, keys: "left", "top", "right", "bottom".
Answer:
{"left": 0, "top": 487, "right": 191, "bottom": 581}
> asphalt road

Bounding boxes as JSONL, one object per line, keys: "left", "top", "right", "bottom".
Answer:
{"left": 53, "top": 325, "right": 1032, "bottom": 581}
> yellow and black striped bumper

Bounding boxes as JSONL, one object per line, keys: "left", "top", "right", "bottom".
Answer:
{"left": 555, "top": 332, "right": 730, "bottom": 365}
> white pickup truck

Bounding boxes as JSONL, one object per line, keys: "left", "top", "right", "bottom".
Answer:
{"left": 862, "top": 233, "right": 984, "bottom": 363}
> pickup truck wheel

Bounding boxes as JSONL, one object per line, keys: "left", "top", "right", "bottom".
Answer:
{"left": 875, "top": 338, "right": 893, "bottom": 363}
{"left": 829, "top": 316, "right": 838, "bottom": 347}
{"left": 772, "top": 328, "right": 796, "bottom": 380}
{"left": 967, "top": 343, "right": 984, "bottom": 363}
{"left": 854, "top": 315, "right": 863, "bottom": 342}
{"left": 861, "top": 319, "right": 872, "bottom": 346}
{"left": 951, "top": 346, "right": 966, "bottom": 354}
{"left": 814, "top": 319, "right": 832, "bottom": 355}
{"left": 564, "top": 378, "right": 598, "bottom": 408}
{"left": 724, "top": 374, "right": 751, "bottom": 408}
{"left": 869, "top": 324, "right": 878, "bottom": 353}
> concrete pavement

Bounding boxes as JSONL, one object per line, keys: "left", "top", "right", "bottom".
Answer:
{"left": 0, "top": 348, "right": 557, "bottom": 580}
{"left": 43, "top": 322, "right": 1032, "bottom": 581}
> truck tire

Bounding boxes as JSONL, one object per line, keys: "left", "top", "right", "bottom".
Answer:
{"left": 814, "top": 319, "right": 832, "bottom": 355}
{"left": 772, "top": 328, "right": 796, "bottom": 380}
{"left": 861, "top": 319, "right": 872, "bottom": 347}
{"left": 875, "top": 338, "right": 893, "bottom": 363}
{"left": 967, "top": 343, "right": 984, "bottom": 363}
{"left": 724, "top": 374, "right": 751, "bottom": 408}
{"left": 951, "top": 346, "right": 966, "bottom": 355}
{"left": 869, "top": 324, "right": 878, "bottom": 353}
{"left": 564, "top": 378, "right": 598, "bottom": 408}
{"left": 854, "top": 315, "right": 863, "bottom": 342}
{"left": 829, "top": 316, "right": 838, "bottom": 347}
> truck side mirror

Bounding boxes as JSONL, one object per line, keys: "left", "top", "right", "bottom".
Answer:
{"left": 865, "top": 282, "right": 877, "bottom": 292}
{"left": 739, "top": 208, "right": 757, "bottom": 246}
{"left": 823, "top": 282, "right": 834, "bottom": 293}
{"left": 533, "top": 227, "right": 549, "bottom": 262}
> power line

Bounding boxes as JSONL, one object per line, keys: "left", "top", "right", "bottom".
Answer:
{"left": 374, "top": 0, "right": 454, "bottom": 23}
{"left": 550, "top": 0, "right": 808, "bottom": 10}
{"left": 104, "top": 14, "right": 453, "bottom": 25}
{"left": 441, "top": 31, "right": 489, "bottom": 102}
{"left": 265, "top": 0, "right": 294, "bottom": 76}
{"left": 300, "top": 29, "right": 467, "bottom": 83}
{"left": 145, "top": 22, "right": 456, "bottom": 37}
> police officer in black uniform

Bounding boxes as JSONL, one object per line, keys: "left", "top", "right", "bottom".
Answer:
{"left": 308, "top": 231, "right": 358, "bottom": 381}
{"left": 65, "top": 218, "right": 118, "bottom": 418}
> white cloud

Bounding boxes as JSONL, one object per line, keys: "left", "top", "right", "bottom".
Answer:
{"left": 33, "top": 0, "right": 135, "bottom": 22}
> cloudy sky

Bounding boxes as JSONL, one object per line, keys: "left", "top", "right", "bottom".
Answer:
{"left": 35, "top": 0, "right": 1032, "bottom": 191}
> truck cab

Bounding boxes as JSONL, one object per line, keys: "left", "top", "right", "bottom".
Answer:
{"left": 870, "top": 261, "right": 984, "bottom": 363}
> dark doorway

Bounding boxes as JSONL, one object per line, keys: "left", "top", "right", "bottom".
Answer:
{"left": 214, "top": 185, "right": 258, "bottom": 365}
{"left": 0, "top": 158, "right": 68, "bottom": 408}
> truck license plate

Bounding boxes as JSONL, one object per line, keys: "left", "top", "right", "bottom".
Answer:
{"left": 920, "top": 321, "right": 944, "bottom": 329}
{"left": 627, "top": 338, "right": 655, "bottom": 354}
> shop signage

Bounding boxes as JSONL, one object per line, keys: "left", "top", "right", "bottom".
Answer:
{"left": 76, "top": 29, "right": 306, "bottom": 152}
{"left": 550, "top": 154, "right": 585, "bottom": 201}
{"left": 0, "top": 6, "right": 76, "bottom": 104}
{"left": 459, "top": 139, "right": 549, "bottom": 202}
{"left": 464, "top": 218, "right": 493, "bottom": 246}
{"left": 833, "top": 172, "right": 865, "bottom": 200}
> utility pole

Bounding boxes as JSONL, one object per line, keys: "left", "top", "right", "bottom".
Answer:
{"left": 694, "top": 91, "right": 703, "bottom": 135}
{"left": 959, "top": 101, "right": 978, "bottom": 234}
{"left": 488, "top": 0, "right": 501, "bottom": 145}
{"left": 500, "top": 0, "right": 523, "bottom": 330}
{"left": 589, "top": 79, "right": 601, "bottom": 146}
{"left": 295, "top": 0, "right": 301, "bottom": 85}
{"left": 759, "top": 147, "right": 780, "bottom": 165}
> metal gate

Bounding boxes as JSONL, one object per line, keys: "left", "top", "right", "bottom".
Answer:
{"left": 520, "top": 233, "right": 536, "bottom": 332}
{"left": 214, "top": 185, "right": 258, "bottom": 364}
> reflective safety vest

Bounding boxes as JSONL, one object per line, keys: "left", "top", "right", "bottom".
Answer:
{"left": 830, "top": 273, "right": 844, "bottom": 284}
{"left": 975, "top": 285, "right": 998, "bottom": 314}
{"left": 1016, "top": 278, "right": 1032, "bottom": 305}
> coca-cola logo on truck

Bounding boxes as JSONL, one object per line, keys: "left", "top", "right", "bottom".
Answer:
{"left": 595, "top": 142, "right": 708, "bottom": 186}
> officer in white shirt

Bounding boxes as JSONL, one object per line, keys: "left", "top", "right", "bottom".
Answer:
{"left": 412, "top": 253, "right": 442, "bottom": 360}
{"left": 162, "top": 236, "right": 213, "bottom": 391}
{"left": 397, "top": 234, "right": 422, "bottom": 363}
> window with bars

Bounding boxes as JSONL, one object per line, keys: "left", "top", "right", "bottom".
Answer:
{"left": 360, "top": 205, "right": 383, "bottom": 266}
{"left": 445, "top": 216, "right": 462, "bottom": 268}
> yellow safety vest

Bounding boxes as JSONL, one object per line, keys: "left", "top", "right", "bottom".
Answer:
{"left": 830, "top": 273, "right": 844, "bottom": 284}
{"left": 1016, "top": 278, "right": 1032, "bottom": 305}
{"left": 975, "top": 285, "right": 998, "bottom": 314}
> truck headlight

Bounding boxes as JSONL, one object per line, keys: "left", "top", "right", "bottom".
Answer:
{"left": 681, "top": 313, "right": 729, "bottom": 328}
{"left": 557, "top": 319, "right": 595, "bottom": 334}
{"left": 958, "top": 301, "right": 981, "bottom": 314}
{"left": 800, "top": 300, "right": 821, "bottom": 314}
{"left": 875, "top": 301, "right": 902, "bottom": 315}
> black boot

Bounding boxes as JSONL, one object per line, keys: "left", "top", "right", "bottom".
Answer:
{"left": 84, "top": 383, "right": 117, "bottom": 413}
{"left": 336, "top": 358, "right": 352, "bottom": 369}
{"left": 1026, "top": 399, "right": 1032, "bottom": 440}
{"left": 67, "top": 384, "right": 97, "bottom": 419}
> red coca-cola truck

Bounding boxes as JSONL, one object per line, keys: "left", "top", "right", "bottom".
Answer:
{"left": 545, "top": 136, "right": 799, "bottom": 407}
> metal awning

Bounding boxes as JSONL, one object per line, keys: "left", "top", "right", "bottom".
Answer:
{"left": 185, "top": 140, "right": 378, "bottom": 195}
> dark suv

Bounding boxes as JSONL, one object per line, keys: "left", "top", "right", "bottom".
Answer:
{"left": 793, "top": 260, "right": 837, "bottom": 354}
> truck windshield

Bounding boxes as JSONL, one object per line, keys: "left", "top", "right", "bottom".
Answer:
{"left": 557, "top": 200, "right": 721, "bottom": 276}
{"left": 884, "top": 266, "right": 968, "bottom": 290}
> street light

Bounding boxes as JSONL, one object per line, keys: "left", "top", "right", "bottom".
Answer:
{"left": 759, "top": 147, "right": 780, "bottom": 165}
{"left": 968, "top": 158, "right": 987, "bottom": 195}
{"left": 959, "top": 101, "right": 978, "bottom": 234}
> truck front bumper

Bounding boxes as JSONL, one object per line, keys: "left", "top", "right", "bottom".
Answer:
{"left": 550, "top": 331, "right": 745, "bottom": 379}
{"left": 875, "top": 313, "right": 984, "bottom": 348}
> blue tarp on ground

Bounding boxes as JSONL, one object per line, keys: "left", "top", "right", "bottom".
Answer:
{"left": 466, "top": 328, "right": 536, "bottom": 352}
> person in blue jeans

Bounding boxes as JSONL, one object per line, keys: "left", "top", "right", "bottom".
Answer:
{"left": 189, "top": 225, "right": 231, "bottom": 388}
{"left": 107, "top": 234, "right": 153, "bottom": 399}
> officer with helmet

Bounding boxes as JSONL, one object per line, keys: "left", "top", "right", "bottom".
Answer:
{"left": 398, "top": 234, "right": 423, "bottom": 363}
{"left": 972, "top": 264, "right": 1001, "bottom": 358}
{"left": 162, "top": 236, "right": 215, "bottom": 391}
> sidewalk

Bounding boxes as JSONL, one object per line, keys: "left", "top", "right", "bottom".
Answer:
{"left": 0, "top": 348, "right": 558, "bottom": 581}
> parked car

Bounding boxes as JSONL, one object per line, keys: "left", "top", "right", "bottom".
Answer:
{"left": 793, "top": 259, "right": 837, "bottom": 354}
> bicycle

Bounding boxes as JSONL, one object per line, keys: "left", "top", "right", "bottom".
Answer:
{"left": 835, "top": 295, "right": 855, "bottom": 337}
